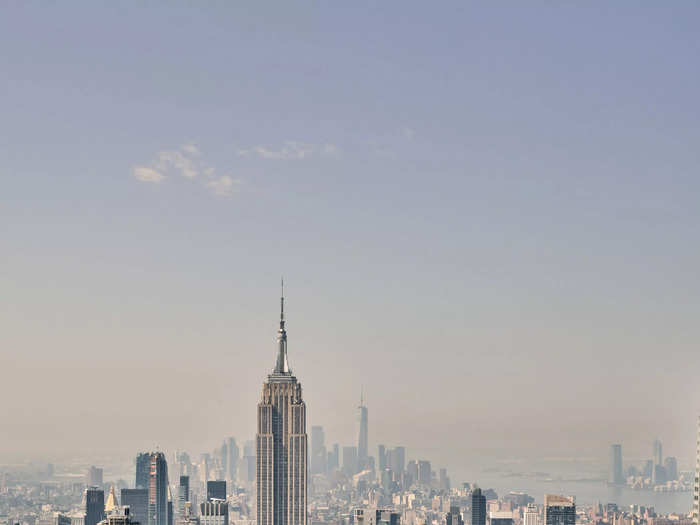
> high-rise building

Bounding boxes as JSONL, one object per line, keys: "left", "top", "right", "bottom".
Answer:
{"left": 377, "top": 445, "right": 386, "bottom": 473}
{"left": 357, "top": 393, "right": 368, "bottom": 471}
{"left": 136, "top": 454, "right": 151, "bottom": 490}
{"left": 311, "top": 426, "right": 327, "bottom": 475}
{"left": 147, "top": 452, "right": 169, "bottom": 525}
{"left": 256, "top": 289, "right": 308, "bottom": 525}
{"left": 524, "top": 504, "right": 538, "bottom": 525}
{"left": 446, "top": 506, "right": 463, "bottom": 525}
{"left": 471, "top": 488, "right": 486, "bottom": 525}
{"left": 178, "top": 477, "right": 189, "bottom": 518}
{"left": 353, "top": 509, "right": 400, "bottom": 525}
{"left": 121, "top": 489, "right": 148, "bottom": 525}
{"left": 206, "top": 481, "right": 226, "bottom": 502}
{"left": 544, "top": 495, "right": 575, "bottom": 525}
{"left": 387, "top": 447, "right": 405, "bottom": 476}
{"left": 694, "top": 416, "right": 699, "bottom": 525}
{"left": 87, "top": 467, "right": 104, "bottom": 488}
{"left": 439, "top": 468, "right": 450, "bottom": 491}
{"left": 227, "top": 438, "right": 239, "bottom": 482}
{"left": 417, "top": 460, "right": 431, "bottom": 486}
{"left": 327, "top": 444, "right": 339, "bottom": 472}
{"left": 664, "top": 457, "right": 678, "bottom": 481}
{"left": 342, "top": 447, "right": 358, "bottom": 476}
{"left": 85, "top": 488, "right": 105, "bottom": 525}
{"left": 609, "top": 444, "right": 623, "bottom": 485}
{"left": 653, "top": 439, "right": 663, "bottom": 467}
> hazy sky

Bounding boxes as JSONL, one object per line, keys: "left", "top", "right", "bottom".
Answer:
{"left": 2, "top": 3, "right": 700, "bottom": 471}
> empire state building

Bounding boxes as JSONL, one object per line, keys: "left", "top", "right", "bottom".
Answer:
{"left": 256, "top": 289, "right": 308, "bottom": 525}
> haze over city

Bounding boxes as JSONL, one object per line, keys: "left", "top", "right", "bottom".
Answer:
{"left": 2, "top": 1, "right": 699, "bottom": 499}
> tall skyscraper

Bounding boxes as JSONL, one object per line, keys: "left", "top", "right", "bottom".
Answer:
{"left": 87, "top": 467, "right": 104, "bottom": 488}
{"left": 136, "top": 454, "right": 151, "bottom": 490}
{"left": 357, "top": 392, "right": 368, "bottom": 471}
{"left": 327, "top": 444, "right": 339, "bottom": 472}
{"left": 653, "top": 439, "right": 663, "bottom": 466}
{"left": 417, "top": 460, "right": 431, "bottom": 486}
{"left": 544, "top": 495, "right": 575, "bottom": 525}
{"left": 377, "top": 445, "right": 386, "bottom": 473}
{"left": 609, "top": 444, "right": 623, "bottom": 485}
{"left": 84, "top": 488, "right": 105, "bottom": 525}
{"left": 664, "top": 457, "right": 678, "bottom": 481}
{"left": 227, "top": 438, "right": 239, "bottom": 482}
{"left": 342, "top": 447, "right": 358, "bottom": 476}
{"left": 147, "top": 452, "right": 169, "bottom": 525}
{"left": 122, "top": 489, "right": 148, "bottom": 525}
{"left": 693, "top": 416, "right": 699, "bottom": 525}
{"left": 178, "top": 477, "right": 189, "bottom": 518}
{"left": 256, "top": 288, "right": 308, "bottom": 525}
{"left": 471, "top": 488, "right": 486, "bottom": 525}
{"left": 311, "top": 426, "right": 327, "bottom": 475}
{"left": 387, "top": 447, "right": 405, "bottom": 476}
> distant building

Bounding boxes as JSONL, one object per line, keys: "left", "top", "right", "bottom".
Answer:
{"left": 472, "top": 488, "right": 486, "bottom": 525}
{"left": 544, "top": 495, "right": 575, "bottom": 525}
{"left": 694, "top": 416, "right": 699, "bottom": 525}
{"left": 417, "top": 461, "right": 431, "bottom": 486}
{"left": 85, "top": 488, "right": 105, "bottom": 525}
{"left": 653, "top": 439, "right": 663, "bottom": 467}
{"left": 328, "top": 444, "right": 340, "bottom": 472}
{"left": 311, "top": 426, "right": 327, "bottom": 475}
{"left": 387, "top": 448, "right": 405, "bottom": 476}
{"left": 147, "top": 452, "right": 169, "bottom": 525}
{"left": 227, "top": 438, "right": 239, "bottom": 482}
{"left": 353, "top": 509, "right": 400, "bottom": 525}
{"left": 524, "top": 504, "right": 538, "bottom": 525}
{"left": 136, "top": 454, "right": 151, "bottom": 490}
{"left": 439, "top": 468, "right": 450, "bottom": 491}
{"left": 377, "top": 445, "right": 386, "bottom": 473}
{"left": 342, "top": 446, "right": 358, "bottom": 476}
{"left": 200, "top": 501, "right": 228, "bottom": 525}
{"left": 178, "top": 477, "right": 190, "bottom": 518}
{"left": 490, "top": 512, "right": 513, "bottom": 525}
{"left": 664, "top": 456, "right": 678, "bottom": 481}
{"left": 121, "top": 489, "right": 148, "bottom": 525}
{"left": 446, "top": 506, "right": 463, "bottom": 525}
{"left": 357, "top": 394, "right": 369, "bottom": 471}
{"left": 609, "top": 444, "right": 623, "bottom": 484}
{"left": 99, "top": 507, "right": 134, "bottom": 525}
{"left": 207, "top": 481, "right": 226, "bottom": 502}
{"left": 87, "top": 467, "right": 104, "bottom": 488}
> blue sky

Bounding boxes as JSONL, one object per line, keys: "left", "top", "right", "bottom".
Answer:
{"left": 2, "top": 3, "right": 700, "bottom": 469}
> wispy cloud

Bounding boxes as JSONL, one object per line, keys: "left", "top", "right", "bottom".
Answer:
{"left": 132, "top": 166, "right": 165, "bottom": 183}
{"left": 237, "top": 140, "right": 340, "bottom": 160}
{"left": 132, "top": 143, "right": 238, "bottom": 196}
{"left": 207, "top": 175, "right": 241, "bottom": 196}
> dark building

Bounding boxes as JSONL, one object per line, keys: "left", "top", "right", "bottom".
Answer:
{"left": 471, "top": 488, "right": 486, "bottom": 525}
{"left": 544, "top": 495, "right": 575, "bottom": 525}
{"left": 147, "top": 452, "right": 169, "bottom": 525}
{"left": 121, "top": 489, "right": 148, "bottom": 525}
{"left": 85, "top": 488, "right": 105, "bottom": 525}
{"left": 207, "top": 481, "right": 226, "bottom": 502}
{"left": 178, "top": 477, "right": 189, "bottom": 517}
{"left": 446, "top": 506, "right": 463, "bottom": 525}
{"left": 136, "top": 454, "right": 151, "bottom": 490}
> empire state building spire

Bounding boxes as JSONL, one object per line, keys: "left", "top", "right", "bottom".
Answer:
{"left": 274, "top": 279, "right": 290, "bottom": 374}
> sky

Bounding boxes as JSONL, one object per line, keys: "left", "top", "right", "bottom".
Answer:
{"left": 2, "top": 3, "right": 700, "bottom": 473}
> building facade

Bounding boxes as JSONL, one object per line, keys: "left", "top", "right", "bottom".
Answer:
{"left": 121, "top": 489, "right": 148, "bottom": 525}
{"left": 544, "top": 495, "right": 575, "bottom": 525}
{"left": 147, "top": 452, "right": 169, "bottom": 525}
{"left": 609, "top": 444, "right": 623, "bottom": 485}
{"left": 256, "top": 291, "right": 308, "bottom": 525}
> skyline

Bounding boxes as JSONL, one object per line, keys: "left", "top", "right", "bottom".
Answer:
{"left": 2, "top": 2, "right": 700, "bottom": 472}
